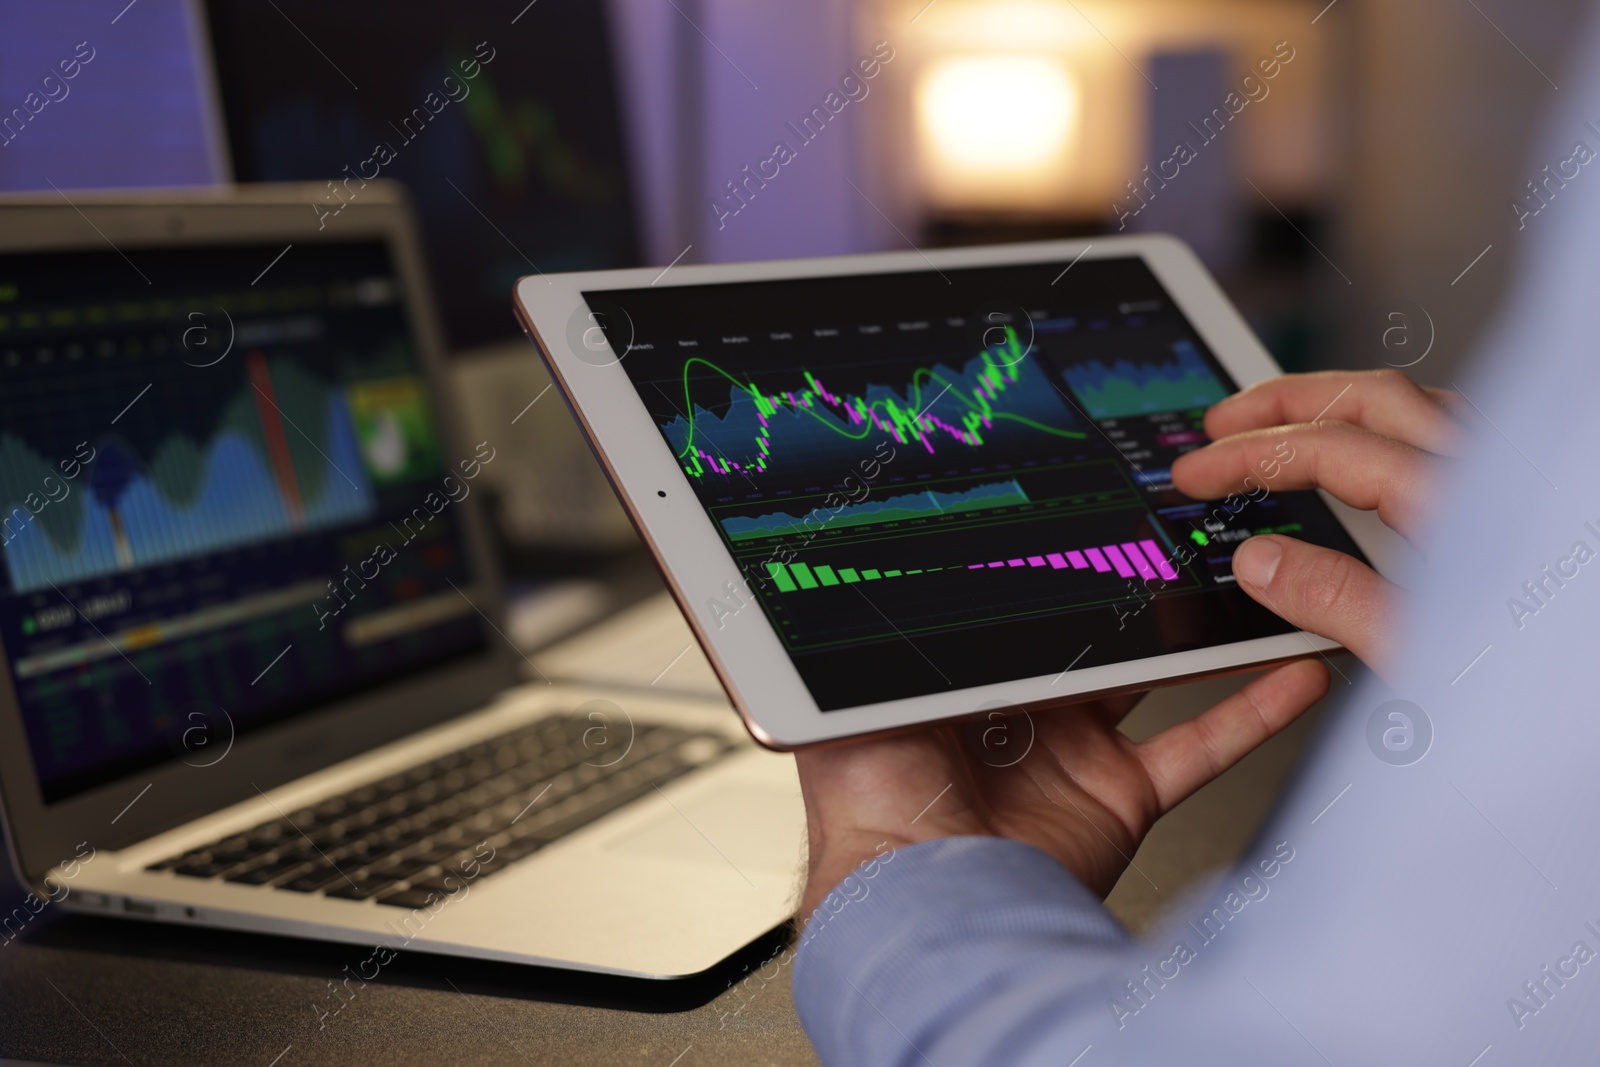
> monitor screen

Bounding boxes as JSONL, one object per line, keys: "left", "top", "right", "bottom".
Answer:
{"left": 587, "top": 257, "right": 1368, "bottom": 711}
{"left": 0, "top": 238, "right": 490, "bottom": 802}
{"left": 0, "top": 0, "right": 225, "bottom": 191}
{"left": 205, "top": 0, "right": 641, "bottom": 351}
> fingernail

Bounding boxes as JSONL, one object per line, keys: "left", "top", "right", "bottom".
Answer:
{"left": 1171, "top": 447, "right": 1205, "bottom": 474}
{"left": 1234, "top": 536, "right": 1282, "bottom": 588}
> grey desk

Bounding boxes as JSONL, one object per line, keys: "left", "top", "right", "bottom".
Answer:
{"left": 0, "top": 670, "right": 1342, "bottom": 1067}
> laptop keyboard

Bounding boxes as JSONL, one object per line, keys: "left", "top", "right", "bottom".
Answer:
{"left": 147, "top": 713, "right": 737, "bottom": 908}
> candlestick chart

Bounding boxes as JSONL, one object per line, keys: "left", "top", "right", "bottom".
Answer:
{"left": 658, "top": 328, "right": 1086, "bottom": 482}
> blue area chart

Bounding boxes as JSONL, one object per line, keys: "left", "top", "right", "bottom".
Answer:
{"left": 719, "top": 478, "right": 1030, "bottom": 540}
{"left": 1060, "top": 339, "right": 1229, "bottom": 420}
{"left": 0, "top": 394, "right": 375, "bottom": 594}
{"left": 659, "top": 345, "right": 1084, "bottom": 482}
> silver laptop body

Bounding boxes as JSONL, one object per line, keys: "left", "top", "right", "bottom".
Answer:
{"left": 0, "top": 184, "right": 802, "bottom": 979}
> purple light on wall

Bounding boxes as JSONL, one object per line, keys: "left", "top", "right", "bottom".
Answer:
{"left": 0, "top": 0, "right": 225, "bottom": 192}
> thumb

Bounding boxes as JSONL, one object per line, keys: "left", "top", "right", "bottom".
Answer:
{"left": 1230, "top": 534, "right": 1401, "bottom": 675}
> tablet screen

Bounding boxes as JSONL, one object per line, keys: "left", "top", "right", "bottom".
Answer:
{"left": 586, "top": 257, "right": 1364, "bottom": 710}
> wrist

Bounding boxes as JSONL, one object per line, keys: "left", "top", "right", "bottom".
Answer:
{"left": 799, "top": 830, "right": 916, "bottom": 927}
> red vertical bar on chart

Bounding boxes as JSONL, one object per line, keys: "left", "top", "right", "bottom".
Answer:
{"left": 1084, "top": 547, "right": 1111, "bottom": 573}
{"left": 246, "top": 352, "right": 305, "bottom": 527}
{"left": 1102, "top": 545, "right": 1137, "bottom": 578}
{"left": 1120, "top": 542, "right": 1158, "bottom": 581}
{"left": 1139, "top": 539, "right": 1180, "bottom": 581}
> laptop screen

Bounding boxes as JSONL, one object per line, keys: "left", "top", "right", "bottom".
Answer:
{"left": 0, "top": 239, "right": 491, "bottom": 803}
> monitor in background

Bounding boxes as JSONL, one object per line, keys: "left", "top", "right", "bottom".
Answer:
{"left": 0, "top": 0, "right": 227, "bottom": 191}
{"left": 0, "top": 238, "right": 490, "bottom": 803}
{"left": 205, "top": 0, "right": 642, "bottom": 352}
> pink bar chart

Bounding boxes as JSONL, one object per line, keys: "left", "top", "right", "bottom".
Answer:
{"left": 965, "top": 538, "right": 1179, "bottom": 581}
{"left": 767, "top": 537, "right": 1186, "bottom": 595}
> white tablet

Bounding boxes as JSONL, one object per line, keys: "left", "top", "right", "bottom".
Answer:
{"left": 514, "top": 236, "right": 1388, "bottom": 748}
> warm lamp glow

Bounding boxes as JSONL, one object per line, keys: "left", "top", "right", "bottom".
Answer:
{"left": 914, "top": 54, "right": 1078, "bottom": 206}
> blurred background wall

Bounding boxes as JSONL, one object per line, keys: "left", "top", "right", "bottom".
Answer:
{"left": 1338, "top": 0, "right": 1591, "bottom": 387}
{"left": 1, "top": 0, "right": 1588, "bottom": 572}
{"left": 618, "top": 0, "right": 1592, "bottom": 389}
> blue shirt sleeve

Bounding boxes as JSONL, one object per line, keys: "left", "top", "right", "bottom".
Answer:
{"left": 792, "top": 836, "right": 1133, "bottom": 1067}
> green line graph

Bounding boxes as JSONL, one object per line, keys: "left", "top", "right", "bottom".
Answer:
{"left": 657, "top": 327, "right": 1087, "bottom": 480}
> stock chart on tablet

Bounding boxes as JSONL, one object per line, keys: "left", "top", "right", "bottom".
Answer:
{"left": 585, "top": 257, "right": 1365, "bottom": 710}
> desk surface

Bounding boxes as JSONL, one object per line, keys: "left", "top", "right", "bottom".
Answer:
{"left": 0, "top": 646, "right": 1343, "bottom": 1066}
{"left": 0, "top": 905, "right": 816, "bottom": 1067}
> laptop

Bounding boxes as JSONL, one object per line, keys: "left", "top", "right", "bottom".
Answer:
{"left": 0, "top": 183, "right": 804, "bottom": 979}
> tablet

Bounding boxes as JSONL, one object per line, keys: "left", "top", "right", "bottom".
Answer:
{"left": 514, "top": 236, "right": 1388, "bottom": 748}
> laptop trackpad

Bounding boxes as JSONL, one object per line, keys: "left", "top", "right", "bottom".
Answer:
{"left": 607, "top": 784, "right": 804, "bottom": 875}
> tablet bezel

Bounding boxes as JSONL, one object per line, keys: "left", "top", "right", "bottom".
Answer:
{"left": 514, "top": 235, "right": 1392, "bottom": 748}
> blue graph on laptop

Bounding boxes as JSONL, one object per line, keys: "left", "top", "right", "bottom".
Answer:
{"left": 0, "top": 359, "right": 376, "bottom": 594}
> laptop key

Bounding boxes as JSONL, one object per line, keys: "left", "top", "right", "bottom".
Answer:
{"left": 368, "top": 857, "right": 434, "bottom": 883}
{"left": 324, "top": 876, "right": 397, "bottom": 900}
{"left": 211, "top": 841, "right": 273, "bottom": 866}
{"left": 279, "top": 864, "right": 352, "bottom": 893}
{"left": 412, "top": 840, "right": 468, "bottom": 864}
{"left": 375, "top": 886, "right": 443, "bottom": 909}
{"left": 408, "top": 868, "right": 474, "bottom": 892}
{"left": 227, "top": 855, "right": 312, "bottom": 886}
{"left": 173, "top": 857, "right": 234, "bottom": 879}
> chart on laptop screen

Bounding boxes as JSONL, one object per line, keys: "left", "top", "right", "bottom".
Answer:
{"left": 586, "top": 257, "right": 1366, "bottom": 711}
{"left": 0, "top": 242, "right": 487, "bottom": 801}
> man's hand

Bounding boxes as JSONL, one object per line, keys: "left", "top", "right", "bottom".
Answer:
{"left": 1170, "top": 369, "right": 1465, "bottom": 676}
{"left": 795, "top": 370, "right": 1458, "bottom": 921}
{"left": 796, "top": 660, "right": 1328, "bottom": 921}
